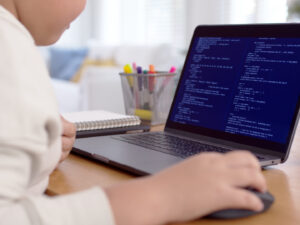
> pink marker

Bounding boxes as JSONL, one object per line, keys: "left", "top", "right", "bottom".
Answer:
{"left": 169, "top": 66, "right": 176, "bottom": 73}
{"left": 132, "top": 62, "right": 137, "bottom": 73}
{"left": 161, "top": 66, "right": 176, "bottom": 88}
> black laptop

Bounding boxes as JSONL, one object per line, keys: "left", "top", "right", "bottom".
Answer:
{"left": 73, "top": 24, "right": 300, "bottom": 175}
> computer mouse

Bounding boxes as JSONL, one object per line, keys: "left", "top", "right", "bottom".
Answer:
{"left": 206, "top": 189, "right": 274, "bottom": 219}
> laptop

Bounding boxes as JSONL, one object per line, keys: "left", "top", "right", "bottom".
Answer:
{"left": 73, "top": 24, "right": 300, "bottom": 175}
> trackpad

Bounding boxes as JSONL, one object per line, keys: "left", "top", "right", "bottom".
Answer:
{"left": 73, "top": 136, "right": 182, "bottom": 175}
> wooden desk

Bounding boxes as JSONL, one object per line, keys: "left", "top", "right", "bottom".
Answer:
{"left": 48, "top": 125, "right": 300, "bottom": 225}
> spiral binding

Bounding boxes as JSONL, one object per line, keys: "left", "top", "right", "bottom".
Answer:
{"left": 75, "top": 116, "right": 141, "bottom": 131}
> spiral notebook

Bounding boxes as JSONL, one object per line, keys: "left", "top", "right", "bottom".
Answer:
{"left": 63, "top": 110, "right": 148, "bottom": 138}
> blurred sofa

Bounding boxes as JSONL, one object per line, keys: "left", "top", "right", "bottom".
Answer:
{"left": 45, "top": 44, "right": 183, "bottom": 114}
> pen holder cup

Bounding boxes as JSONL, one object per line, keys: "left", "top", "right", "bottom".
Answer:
{"left": 119, "top": 72, "right": 176, "bottom": 125}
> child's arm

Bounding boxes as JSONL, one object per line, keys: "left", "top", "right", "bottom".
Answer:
{"left": 105, "top": 151, "right": 266, "bottom": 225}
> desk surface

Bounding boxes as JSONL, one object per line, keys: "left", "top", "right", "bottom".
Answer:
{"left": 48, "top": 125, "right": 300, "bottom": 225}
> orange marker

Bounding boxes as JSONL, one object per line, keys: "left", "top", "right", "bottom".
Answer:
{"left": 149, "top": 64, "right": 156, "bottom": 74}
{"left": 148, "top": 64, "right": 156, "bottom": 93}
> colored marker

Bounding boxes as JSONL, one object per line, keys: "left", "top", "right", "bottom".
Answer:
{"left": 132, "top": 62, "right": 137, "bottom": 73}
{"left": 136, "top": 66, "right": 143, "bottom": 109}
{"left": 169, "top": 66, "right": 176, "bottom": 73}
{"left": 164, "top": 66, "right": 176, "bottom": 86}
{"left": 123, "top": 64, "right": 133, "bottom": 73}
{"left": 149, "top": 64, "right": 156, "bottom": 93}
{"left": 149, "top": 64, "right": 156, "bottom": 74}
{"left": 142, "top": 69, "right": 149, "bottom": 109}
{"left": 157, "top": 66, "right": 176, "bottom": 100}
{"left": 137, "top": 66, "right": 143, "bottom": 91}
{"left": 137, "top": 66, "right": 143, "bottom": 74}
{"left": 123, "top": 64, "right": 134, "bottom": 94}
{"left": 135, "top": 109, "right": 152, "bottom": 120}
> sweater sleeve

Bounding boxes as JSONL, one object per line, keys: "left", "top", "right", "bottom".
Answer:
{"left": 24, "top": 188, "right": 115, "bottom": 225}
{"left": 0, "top": 145, "right": 115, "bottom": 225}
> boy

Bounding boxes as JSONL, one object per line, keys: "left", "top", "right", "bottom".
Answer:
{"left": 0, "top": 0, "right": 267, "bottom": 225}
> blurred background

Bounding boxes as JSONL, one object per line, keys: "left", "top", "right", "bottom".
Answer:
{"left": 56, "top": 0, "right": 300, "bottom": 48}
{"left": 47, "top": 0, "right": 300, "bottom": 114}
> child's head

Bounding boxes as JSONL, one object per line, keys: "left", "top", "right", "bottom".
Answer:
{"left": 2, "top": 0, "right": 86, "bottom": 45}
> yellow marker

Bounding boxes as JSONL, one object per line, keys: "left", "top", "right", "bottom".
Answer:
{"left": 123, "top": 64, "right": 134, "bottom": 87}
{"left": 135, "top": 109, "right": 152, "bottom": 120}
{"left": 124, "top": 64, "right": 133, "bottom": 73}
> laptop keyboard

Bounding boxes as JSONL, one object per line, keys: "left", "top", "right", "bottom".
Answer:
{"left": 112, "top": 133, "right": 230, "bottom": 158}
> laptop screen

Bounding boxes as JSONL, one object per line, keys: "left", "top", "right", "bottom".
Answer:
{"left": 167, "top": 25, "right": 300, "bottom": 153}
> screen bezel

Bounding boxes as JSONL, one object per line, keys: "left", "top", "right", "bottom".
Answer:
{"left": 165, "top": 24, "right": 300, "bottom": 154}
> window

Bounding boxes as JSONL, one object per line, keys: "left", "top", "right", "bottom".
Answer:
{"left": 56, "top": 0, "right": 288, "bottom": 48}
{"left": 56, "top": 0, "right": 186, "bottom": 48}
{"left": 101, "top": 0, "right": 186, "bottom": 48}
{"left": 228, "top": 0, "right": 288, "bottom": 23}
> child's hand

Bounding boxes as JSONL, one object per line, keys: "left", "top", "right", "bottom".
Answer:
{"left": 57, "top": 116, "right": 76, "bottom": 166}
{"left": 150, "top": 151, "right": 266, "bottom": 224}
{"left": 105, "top": 151, "right": 267, "bottom": 225}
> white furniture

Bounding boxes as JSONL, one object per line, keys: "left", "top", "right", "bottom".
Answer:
{"left": 51, "top": 78, "right": 80, "bottom": 113}
{"left": 79, "top": 66, "right": 125, "bottom": 114}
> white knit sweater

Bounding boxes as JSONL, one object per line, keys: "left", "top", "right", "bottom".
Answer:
{"left": 0, "top": 5, "right": 115, "bottom": 225}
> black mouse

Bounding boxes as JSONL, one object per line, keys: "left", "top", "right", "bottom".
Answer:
{"left": 206, "top": 189, "right": 274, "bottom": 219}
